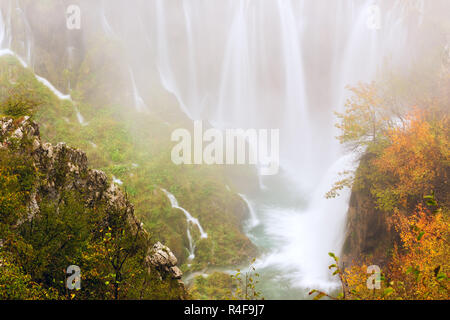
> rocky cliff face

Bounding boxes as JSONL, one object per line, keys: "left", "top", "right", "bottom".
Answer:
{"left": 0, "top": 116, "right": 186, "bottom": 296}
{"left": 342, "top": 186, "right": 396, "bottom": 269}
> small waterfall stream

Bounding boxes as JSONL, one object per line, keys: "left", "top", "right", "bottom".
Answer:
{"left": 0, "top": 10, "right": 4, "bottom": 48}
{"left": 0, "top": 8, "right": 87, "bottom": 127}
{"left": 129, "top": 68, "right": 149, "bottom": 113}
{"left": 161, "top": 188, "right": 208, "bottom": 260}
{"left": 34, "top": 75, "right": 71, "bottom": 101}
{"left": 0, "top": 47, "right": 87, "bottom": 126}
{"left": 100, "top": 5, "right": 116, "bottom": 39}
{"left": 239, "top": 193, "right": 260, "bottom": 229}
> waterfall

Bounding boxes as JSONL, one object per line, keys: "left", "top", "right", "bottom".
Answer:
{"left": 239, "top": 193, "right": 260, "bottom": 229}
{"left": 151, "top": 0, "right": 421, "bottom": 294}
{"left": 35, "top": 75, "right": 71, "bottom": 101}
{"left": 1, "top": 0, "right": 436, "bottom": 298}
{"left": 15, "top": 5, "right": 33, "bottom": 66}
{"left": 35, "top": 74, "right": 87, "bottom": 126}
{"left": 0, "top": 2, "right": 12, "bottom": 51}
{"left": 161, "top": 188, "right": 208, "bottom": 260}
{"left": 0, "top": 48, "right": 88, "bottom": 126}
{"left": 186, "top": 228, "right": 195, "bottom": 261}
{"left": 0, "top": 6, "right": 87, "bottom": 127}
{"left": 100, "top": 7, "right": 116, "bottom": 38}
{"left": 129, "top": 69, "right": 149, "bottom": 112}
{"left": 154, "top": 0, "right": 194, "bottom": 119}
{"left": 260, "top": 154, "right": 356, "bottom": 290}
{"left": 0, "top": 47, "right": 72, "bottom": 101}
{"left": 0, "top": 9, "right": 5, "bottom": 48}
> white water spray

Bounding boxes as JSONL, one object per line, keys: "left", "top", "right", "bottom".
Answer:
{"left": 259, "top": 154, "right": 355, "bottom": 290}
{"left": 151, "top": 0, "right": 422, "bottom": 293}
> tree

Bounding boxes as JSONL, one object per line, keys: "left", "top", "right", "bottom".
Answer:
{"left": 98, "top": 203, "right": 148, "bottom": 300}
{"left": 229, "top": 259, "right": 263, "bottom": 300}
{"left": 335, "top": 82, "right": 394, "bottom": 153}
{"left": 16, "top": 191, "right": 95, "bottom": 296}
{"left": 327, "top": 82, "right": 399, "bottom": 199}
{"left": 372, "top": 109, "right": 449, "bottom": 212}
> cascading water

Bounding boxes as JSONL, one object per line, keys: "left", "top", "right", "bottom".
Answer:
{"left": 150, "top": 0, "right": 422, "bottom": 297}
{"left": 239, "top": 193, "right": 260, "bottom": 230}
{"left": 100, "top": 5, "right": 115, "bottom": 39}
{"left": 0, "top": 1, "right": 12, "bottom": 52}
{"left": 15, "top": 5, "right": 32, "bottom": 66}
{"left": 34, "top": 75, "right": 71, "bottom": 101}
{"left": 129, "top": 68, "right": 149, "bottom": 113}
{"left": 161, "top": 188, "right": 208, "bottom": 260}
{"left": 0, "top": 8, "right": 5, "bottom": 48}
{"left": 0, "top": 0, "right": 434, "bottom": 299}
{"left": 0, "top": 4, "right": 88, "bottom": 127}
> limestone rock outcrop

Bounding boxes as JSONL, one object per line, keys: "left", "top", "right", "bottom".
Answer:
{"left": 147, "top": 242, "right": 183, "bottom": 280}
{"left": 0, "top": 116, "right": 185, "bottom": 288}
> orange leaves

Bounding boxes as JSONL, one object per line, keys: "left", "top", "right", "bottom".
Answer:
{"left": 372, "top": 109, "right": 449, "bottom": 211}
{"left": 340, "top": 201, "right": 449, "bottom": 300}
{"left": 387, "top": 201, "right": 449, "bottom": 299}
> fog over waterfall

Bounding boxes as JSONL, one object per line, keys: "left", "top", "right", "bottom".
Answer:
{"left": 0, "top": 0, "right": 447, "bottom": 299}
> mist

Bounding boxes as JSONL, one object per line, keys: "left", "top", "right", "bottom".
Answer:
{"left": 0, "top": 0, "right": 448, "bottom": 299}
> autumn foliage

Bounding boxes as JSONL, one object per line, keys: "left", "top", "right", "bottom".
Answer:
{"left": 334, "top": 201, "right": 449, "bottom": 300}
{"left": 372, "top": 110, "right": 449, "bottom": 212}
{"left": 388, "top": 203, "right": 449, "bottom": 299}
{"left": 320, "top": 77, "right": 450, "bottom": 300}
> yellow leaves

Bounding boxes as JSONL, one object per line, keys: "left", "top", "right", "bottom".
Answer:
{"left": 392, "top": 205, "right": 448, "bottom": 299}
{"left": 371, "top": 108, "right": 449, "bottom": 212}
{"left": 341, "top": 199, "right": 449, "bottom": 300}
{"left": 336, "top": 75, "right": 449, "bottom": 300}
{"left": 335, "top": 82, "right": 392, "bottom": 150}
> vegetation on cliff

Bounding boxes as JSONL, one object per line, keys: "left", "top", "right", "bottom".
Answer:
{"left": 0, "top": 54, "right": 257, "bottom": 275}
{"left": 321, "top": 65, "right": 449, "bottom": 300}
{"left": 0, "top": 115, "right": 187, "bottom": 299}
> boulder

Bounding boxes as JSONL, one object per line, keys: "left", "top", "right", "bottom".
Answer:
{"left": 147, "top": 242, "right": 183, "bottom": 280}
